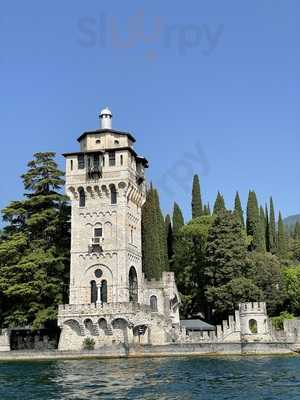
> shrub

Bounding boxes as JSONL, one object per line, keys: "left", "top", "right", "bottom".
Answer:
{"left": 271, "top": 311, "right": 294, "bottom": 330}
{"left": 82, "top": 337, "right": 95, "bottom": 350}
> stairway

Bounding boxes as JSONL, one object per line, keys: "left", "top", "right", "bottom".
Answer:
{"left": 105, "top": 326, "right": 113, "bottom": 336}
{"left": 79, "top": 325, "right": 85, "bottom": 336}
{"left": 93, "top": 324, "right": 100, "bottom": 336}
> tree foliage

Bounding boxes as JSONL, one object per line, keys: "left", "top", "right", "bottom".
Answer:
{"left": 234, "top": 192, "right": 244, "bottom": 228}
{"left": 0, "top": 152, "right": 70, "bottom": 329}
{"left": 191, "top": 174, "right": 203, "bottom": 219}
{"left": 142, "top": 186, "right": 168, "bottom": 280}
{"left": 213, "top": 192, "right": 225, "bottom": 215}
{"left": 246, "top": 191, "right": 265, "bottom": 252}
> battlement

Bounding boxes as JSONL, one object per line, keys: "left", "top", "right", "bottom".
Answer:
{"left": 239, "top": 302, "right": 267, "bottom": 315}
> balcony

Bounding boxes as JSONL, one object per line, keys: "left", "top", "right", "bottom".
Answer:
{"left": 87, "top": 166, "right": 102, "bottom": 180}
{"left": 89, "top": 237, "right": 104, "bottom": 253}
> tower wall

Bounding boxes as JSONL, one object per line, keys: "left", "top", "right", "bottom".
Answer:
{"left": 239, "top": 302, "right": 270, "bottom": 336}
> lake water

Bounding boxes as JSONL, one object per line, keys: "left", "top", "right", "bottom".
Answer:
{"left": 0, "top": 356, "right": 300, "bottom": 399}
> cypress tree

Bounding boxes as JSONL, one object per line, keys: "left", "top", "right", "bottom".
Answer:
{"left": 294, "top": 222, "right": 300, "bottom": 240}
{"left": 265, "top": 204, "right": 270, "bottom": 252}
{"left": 234, "top": 192, "right": 244, "bottom": 228}
{"left": 207, "top": 203, "right": 211, "bottom": 215}
{"left": 259, "top": 206, "right": 267, "bottom": 252}
{"left": 191, "top": 174, "right": 203, "bottom": 219}
{"left": 172, "top": 202, "right": 184, "bottom": 236}
{"left": 277, "top": 211, "right": 287, "bottom": 259}
{"left": 165, "top": 214, "right": 173, "bottom": 261}
{"left": 246, "top": 191, "right": 265, "bottom": 252}
{"left": 171, "top": 202, "right": 185, "bottom": 274}
{"left": 269, "top": 197, "right": 277, "bottom": 254}
{"left": 142, "top": 187, "right": 167, "bottom": 279}
{"left": 203, "top": 203, "right": 211, "bottom": 216}
{"left": 213, "top": 192, "right": 226, "bottom": 215}
{"left": 154, "top": 189, "right": 169, "bottom": 271}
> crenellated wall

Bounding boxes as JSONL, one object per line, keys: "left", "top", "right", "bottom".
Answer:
{"left": 0, "top": 330, "right": 10, "bottom": 352}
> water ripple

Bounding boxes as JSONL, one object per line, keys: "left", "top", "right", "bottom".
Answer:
{"left": 0, "top": 356, "right": 299, "bottom": 399}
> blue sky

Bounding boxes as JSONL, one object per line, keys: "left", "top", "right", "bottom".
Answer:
{"left": 1, "top": 1, "right": 299, "bottom": 222}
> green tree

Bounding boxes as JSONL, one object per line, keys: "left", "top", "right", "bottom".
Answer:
{"left": 204, "top": 210, "right": 255, "bottom": 320}
{"left": 206, "top": 277, "right": 263, "bottom": 316}
{"left": 191, "top": 174, "right": 203, "bottom": 219}
{"left": 172, "top": 202, "right": 184, "bottom": 235}
{"left": 154, "top": 189, "right": 169, "bottom": 271}
{"left": 294, "top": 222, "right": 300, "bottom": 240}
{"left": 165, "top": 214, "right": 173, "bottom": 261}
{"left": 259, "top": 206, "right": 267, "bottom": 251}
{"left": 246, "top": 191, "right": 265, "bottom": 252}
{"left": 0, "top": 152, "right": 70, "bottom": 329}
{"left": 234, "top": 191, "right": 244, "bottom": 228}
{"left": 205, "top": 210, "right": 248, "bottom": 287}
{"left": 248, "top": 252, "right": 284, "bottom": 315}
{"left": 213, "top": 192, "right": 225, "bottom": 215}
{"left": 291, "top": 240, "right": 300, "bottom": 262}
{"left": 282, "top": 265, "right": 300, "bottom": 315}
{"left": 277, "top": 211, "right": 287, "bottom": 259}
{"left": 142, "top": 187, "right": 167, "bottom": 279}
{"left": 269, "top": 197, "right": 277, "bottom": 254}
{"left": 265, "top": 204, "right": 270, "bottom": 252}
{"left": 173, "top": 216, "right": 214, "bottom": 318}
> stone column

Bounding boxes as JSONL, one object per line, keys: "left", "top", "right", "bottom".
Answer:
{"left": 97, "top": 285, "right": 101, "bottom": 305}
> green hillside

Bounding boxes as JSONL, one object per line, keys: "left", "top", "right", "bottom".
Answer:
{"left": 283, "top": 214, "right": 300, "bottom": 228}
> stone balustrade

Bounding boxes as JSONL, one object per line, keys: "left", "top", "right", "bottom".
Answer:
{"left": 58, "top": 302, "right": 153, "bottom": 317}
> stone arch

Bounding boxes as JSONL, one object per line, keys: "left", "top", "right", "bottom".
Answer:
{"left": 86, "top": 186, "right": 93, "bottom": 197}
{"left": 98, "top": 318, "right": 108, "bottom": 331}
{"left": 129, "top": 266, "right": 138, "bottom": 303}
{"left": 249, "top": 319, "right": 258, "bottom": 334}
{"left": 112, "top": 318, "right": 128, "bottom": 329}
{"left": 64, "top": 319, "right": 81, "bottom": 336}
{"left": 112, "top": 318, "right": 129, "bottom": 345}
{"left": 150, "top": 295, "right": 158, "bottom": 312}
{"left": 84, "top": 318, "right": 94, "bottom": 335}
{"left": 101, "top": 184, "right": 108, "bottom": 193}
{"left": 84, "top": 264, "right": 113, "bottom": 282}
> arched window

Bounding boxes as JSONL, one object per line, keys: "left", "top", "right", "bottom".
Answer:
{"left": 101, "top": 280, "right": 107, "bottom": 303}
{"left": 249, "top": 319, "right": 258, "bottom": 334}
{"left": 129, "top": 267, "right": 138, "bottom": 303}
{"left": 79, "top": 187, "right": 86, "bottom": 207}
{"left": 110, "top": 184, "right": 117, "bottom": 205}
{"left": 90, "top": 280, "right": 97, "bottom": 304}
{"left": 150, "top": 295, "right": 158, "bottom": 312}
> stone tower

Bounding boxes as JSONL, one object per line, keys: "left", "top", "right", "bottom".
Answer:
{"left": 239, "top": 302, "right": 271, "bottom": 340}
{"left": 63, "top": 107, "right": 148, "bottom": 306}
{"left": 58, "top": 108, "right": 180, "bottom": 351}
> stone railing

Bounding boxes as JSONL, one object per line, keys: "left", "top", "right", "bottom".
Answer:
{"left": 58, "top": 302, "right": 153, "bottom": 317}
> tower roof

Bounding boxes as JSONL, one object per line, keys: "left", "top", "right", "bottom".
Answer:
{"left": 77, "top": 128, "right": 136, "bottom": 143}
